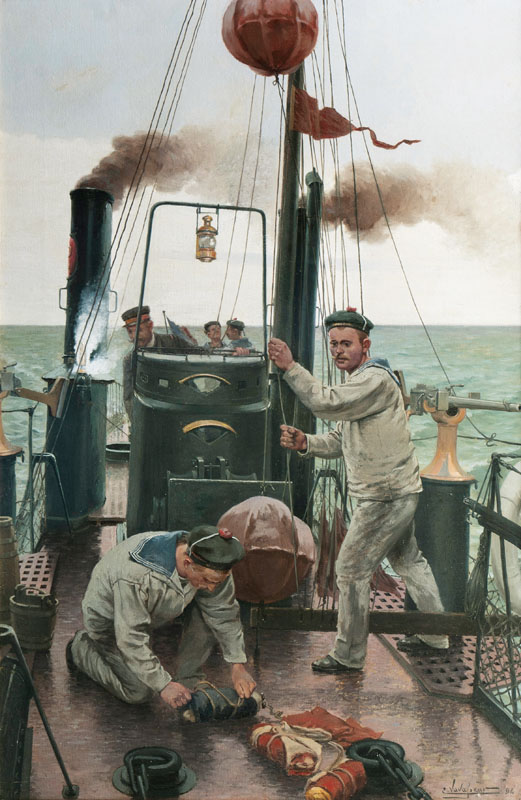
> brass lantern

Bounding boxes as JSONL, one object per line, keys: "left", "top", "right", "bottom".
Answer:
{"left": 196, "top": 214, "right": 217, "bottom": 262}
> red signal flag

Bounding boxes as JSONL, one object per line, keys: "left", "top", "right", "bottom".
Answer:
{"left": 290, "top": 88, "right": 421, "bottom": 149}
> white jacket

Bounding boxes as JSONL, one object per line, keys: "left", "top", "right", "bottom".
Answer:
{"left": 284, "top": 360, "right": 422, "bottom": 501}
{"left": 81, "top": 531, "right": 247, "bottom": 693}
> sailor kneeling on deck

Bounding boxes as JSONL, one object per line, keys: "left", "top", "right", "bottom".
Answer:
{"left": 66, "top": 526, "right": 256, "bottom": 709}
{"left": 268, "top": 308, "right": 449, "bottom": 675}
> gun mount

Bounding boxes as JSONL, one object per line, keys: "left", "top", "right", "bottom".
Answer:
{"left": 408, "top": 384, "right": 521, "bottom": 416}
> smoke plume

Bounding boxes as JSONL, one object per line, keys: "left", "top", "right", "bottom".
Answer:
{"left": 324, "top": 162, "right": 520, "bottom": 255}
{"left": 76, "top": 126, "right": 274, "bottom": 209}
{"left": 77, "top": 130, "right": 519, "bottom": 259}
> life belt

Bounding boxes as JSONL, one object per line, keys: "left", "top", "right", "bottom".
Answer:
{"left": 490, "top": 461, "right": 521, "bottom": 614}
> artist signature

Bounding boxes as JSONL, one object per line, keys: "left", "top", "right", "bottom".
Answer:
{"left": 442, "top": 779, "right": 516, "bottom": 798}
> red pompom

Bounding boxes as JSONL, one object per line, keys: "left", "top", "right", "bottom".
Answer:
{"left": 345, "top": 306, "right": 357, "bottom": 312}
{"left": 219, "top": 528, "right": 233, "bottom": 539}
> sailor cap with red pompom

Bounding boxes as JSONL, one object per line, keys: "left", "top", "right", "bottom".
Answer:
{"left": 324, "top": 307, "right": 373, "bottom": 333}
{"left": 187, "top": 524, "right": 245, "bottom": 571}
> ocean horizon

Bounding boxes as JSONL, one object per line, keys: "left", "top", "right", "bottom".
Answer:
{"left": 1, "top": 323, "right": 520, "bottom": 556}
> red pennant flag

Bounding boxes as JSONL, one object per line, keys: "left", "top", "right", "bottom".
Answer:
{"left": 290, "top": 88, "right": 420, "bottom": 149}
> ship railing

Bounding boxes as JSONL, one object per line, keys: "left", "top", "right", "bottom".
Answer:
{"left": 465, "top": 453, "right": 521, "bottom": 744}
{"left": 106, "top": 380, "right": 128, "bottom": 444}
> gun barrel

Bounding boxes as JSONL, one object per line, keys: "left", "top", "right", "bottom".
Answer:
{"left": 448, "top": 396, "right": 521, "bottom": 412}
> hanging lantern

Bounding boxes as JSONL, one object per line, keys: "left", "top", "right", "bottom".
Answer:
{"left": 195, "top": 214, "right": 217, "bottom": 262}
{"left": 222, "top": 0, "right": 319, "bottom": 78}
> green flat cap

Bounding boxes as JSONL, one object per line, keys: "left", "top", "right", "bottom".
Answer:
{"left": 325, "top": 307, "right": 373, "bottom": 333}
{"left": 187, "top": 524, "right": 245, "bottom": 571}
{"left": 226, "top": 319, "right": 245, "bottom": 331}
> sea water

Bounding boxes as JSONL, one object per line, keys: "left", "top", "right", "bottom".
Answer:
{"left": 1, "top": 324, "right": 520, "bottom": 554}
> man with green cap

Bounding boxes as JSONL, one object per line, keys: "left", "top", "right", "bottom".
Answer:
{"left": 66, "top": 525, "right": 256, "bottom": 708}
{"left": 268, "top": 308, "right": 448, "bottom": 674}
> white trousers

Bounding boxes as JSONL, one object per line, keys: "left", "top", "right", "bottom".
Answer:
{"left": 71, "top": 604, "right": 216, "bottom": 704}
{"left": 331, "top": 494, "right": 448, "bottom": 668}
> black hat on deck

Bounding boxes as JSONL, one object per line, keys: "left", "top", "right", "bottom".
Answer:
{"left": 187, "top": 525, "right": 245, "bottom": 571}
{"left": 324, "top": 307, "right": 373, "bottom": 333}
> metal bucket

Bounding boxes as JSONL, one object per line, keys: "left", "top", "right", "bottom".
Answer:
{"left": 0, "top": 517, "right": 20, "bottom": 624}
{"left": 9, "top": 584, "right": 58, "bottom": 651}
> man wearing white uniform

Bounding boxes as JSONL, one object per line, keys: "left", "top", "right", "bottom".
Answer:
{"left": 66, "top": 525, "right": 256, "bottom": 708}
{"left": 268, "top": 308, "right": 448, "bottom": 673}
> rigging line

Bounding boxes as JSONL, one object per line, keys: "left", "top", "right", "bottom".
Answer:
{"left": 458, "top": 434, "right": 521, "bottom": 446}
{"left": 269, "top": 92, "right": 285, "bottom": 324}
{"left": 110, "top": 0, "right": 206, "bottom": 278}
{"left": 230, "top": 79, "right": 267, "bottom": 318}
{"left": 107, "top": 0, "right": 205, "bottom": 293}
{"left": 461, "top": 414, "right": 521, "bottom": 447}
{"left": 108, "top": 5, "right": 207, "bottom": 343}
{"left": 112, "top": 0, "right": 201, "bottom": 227}
{"left": 161, "top": 0, "right": 209, "bottom": 140}
{"left": 276, "top": 373, "right": 303, "bottom": 608}
{"left": 311, "top": 9, "right": 346, "bottom": 307}
{"left": 216, "top": 74, "right": 259, "bottom": 322}
{"left": 108, "top": 9, "right": 202, "bottom": 295}
{"left": 107, "top": 186, "right": 156, "bottom": 350}
{"left": 43, "top": 3, "right": 206, "bottom": 460}
{"left": 331, "top": 21, "right": 454, "bottom": 387}
{"left": 72, "top": 0, "right": 203, "bottom": 365}
{"left": 83, "top": 0, "right": 206, "bottom": 360}
{"left": 332, "top": 0, "right": 364, "bottom": 311}
{"left": 308, "top": 48, "right": 351, "bottom": 310}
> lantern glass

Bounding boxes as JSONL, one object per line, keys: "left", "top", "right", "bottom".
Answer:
{"left": 196, "top": 214, "right": 217, "bottom": 262}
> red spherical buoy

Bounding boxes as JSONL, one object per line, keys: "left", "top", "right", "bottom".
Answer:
{"left": 222, "top": 0, "right": 319, "bottom": 78}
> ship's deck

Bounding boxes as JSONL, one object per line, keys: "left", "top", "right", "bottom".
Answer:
{"left": 11, "top": 461, "right": 521, "bottom": 799}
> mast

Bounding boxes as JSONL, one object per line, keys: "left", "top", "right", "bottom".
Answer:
{"left": 270, "top": 66, "right": 322, "bottom": 520}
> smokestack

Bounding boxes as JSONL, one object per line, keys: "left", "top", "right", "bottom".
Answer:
{"left": 63, "top": 187, "right": 114, "bottom": 367}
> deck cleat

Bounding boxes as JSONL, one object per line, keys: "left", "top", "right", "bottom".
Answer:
{"left": 112, "top": 747, "right": 196, "bottom": 798}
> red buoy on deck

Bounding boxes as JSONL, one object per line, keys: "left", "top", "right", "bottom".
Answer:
{"left": 222, "top": 0, "right": 319, "bottom": 77}
{"left": 218, "top": 496, "right": 315, "bottom": 603}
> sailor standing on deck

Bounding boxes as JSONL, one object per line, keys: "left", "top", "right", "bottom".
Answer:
{"left": 66, "top": 525, "right": 256, "bottom": 708}
{"left": 268, "top": 309, "right": 449, "bottom": 674}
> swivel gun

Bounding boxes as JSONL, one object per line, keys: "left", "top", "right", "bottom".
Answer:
{"left": 0, "top": 362, "right": 67, "bottom": 418}
{"left": 408, "top": 384, "right": 521, "bottom": 416}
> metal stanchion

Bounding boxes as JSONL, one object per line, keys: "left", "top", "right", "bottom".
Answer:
{"left": 0, "top": 624, "right": 79, "bottom": 798}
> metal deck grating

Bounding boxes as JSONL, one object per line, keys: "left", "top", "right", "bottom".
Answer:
{"left": 18, "top": 547, "right": 59, "bottom": 594}
{"left": 370, "top": 580, "right": 476, "bottom": 697}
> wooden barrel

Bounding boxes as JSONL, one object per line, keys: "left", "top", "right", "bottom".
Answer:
{"left": 0, "top": 516, "right": 20, "bottom": 624}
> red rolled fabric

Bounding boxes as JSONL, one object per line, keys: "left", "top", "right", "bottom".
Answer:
{"left": 305, "top": 760, "right": 366, "bottom": 800}
{"left": 250, "top": 722, "right": 322, "bottom": 776}
{"left": 283, "top": 706, "right": 382, "bottom": 747}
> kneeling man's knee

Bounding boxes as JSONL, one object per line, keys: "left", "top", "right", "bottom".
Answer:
{"left": 124, "top": 683, "right": 156, "bottom": 705}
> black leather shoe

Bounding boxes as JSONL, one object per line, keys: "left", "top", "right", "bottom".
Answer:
{"left": 311, "top": 655, "right": 361, "bottom": 673}
{"left": 396, "top": 634, "right": 449, "bottom": 654}
{"left": 65, "top": 638, "right": 77, "bottom": 672}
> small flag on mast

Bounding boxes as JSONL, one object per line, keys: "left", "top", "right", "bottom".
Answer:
{"left": 290, "top": 88, "right": 421, "bottom": 149}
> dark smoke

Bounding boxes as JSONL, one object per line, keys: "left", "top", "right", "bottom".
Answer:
{"left": 75, "top": 126, "right": 274, "bottom": 209}
{"left": 324, "top": 161, "right": 519, "bottom": 253}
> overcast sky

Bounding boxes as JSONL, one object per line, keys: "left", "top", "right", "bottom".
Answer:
{"left": 1, "top": 0, "right": 520, "bottom": 327}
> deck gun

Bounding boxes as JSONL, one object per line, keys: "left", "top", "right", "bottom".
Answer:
{"left": 393, "top": 372, "right": 521, "bottom": 416}
{"left": 0, "top": 361, "right": 67, "bottom": 419}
